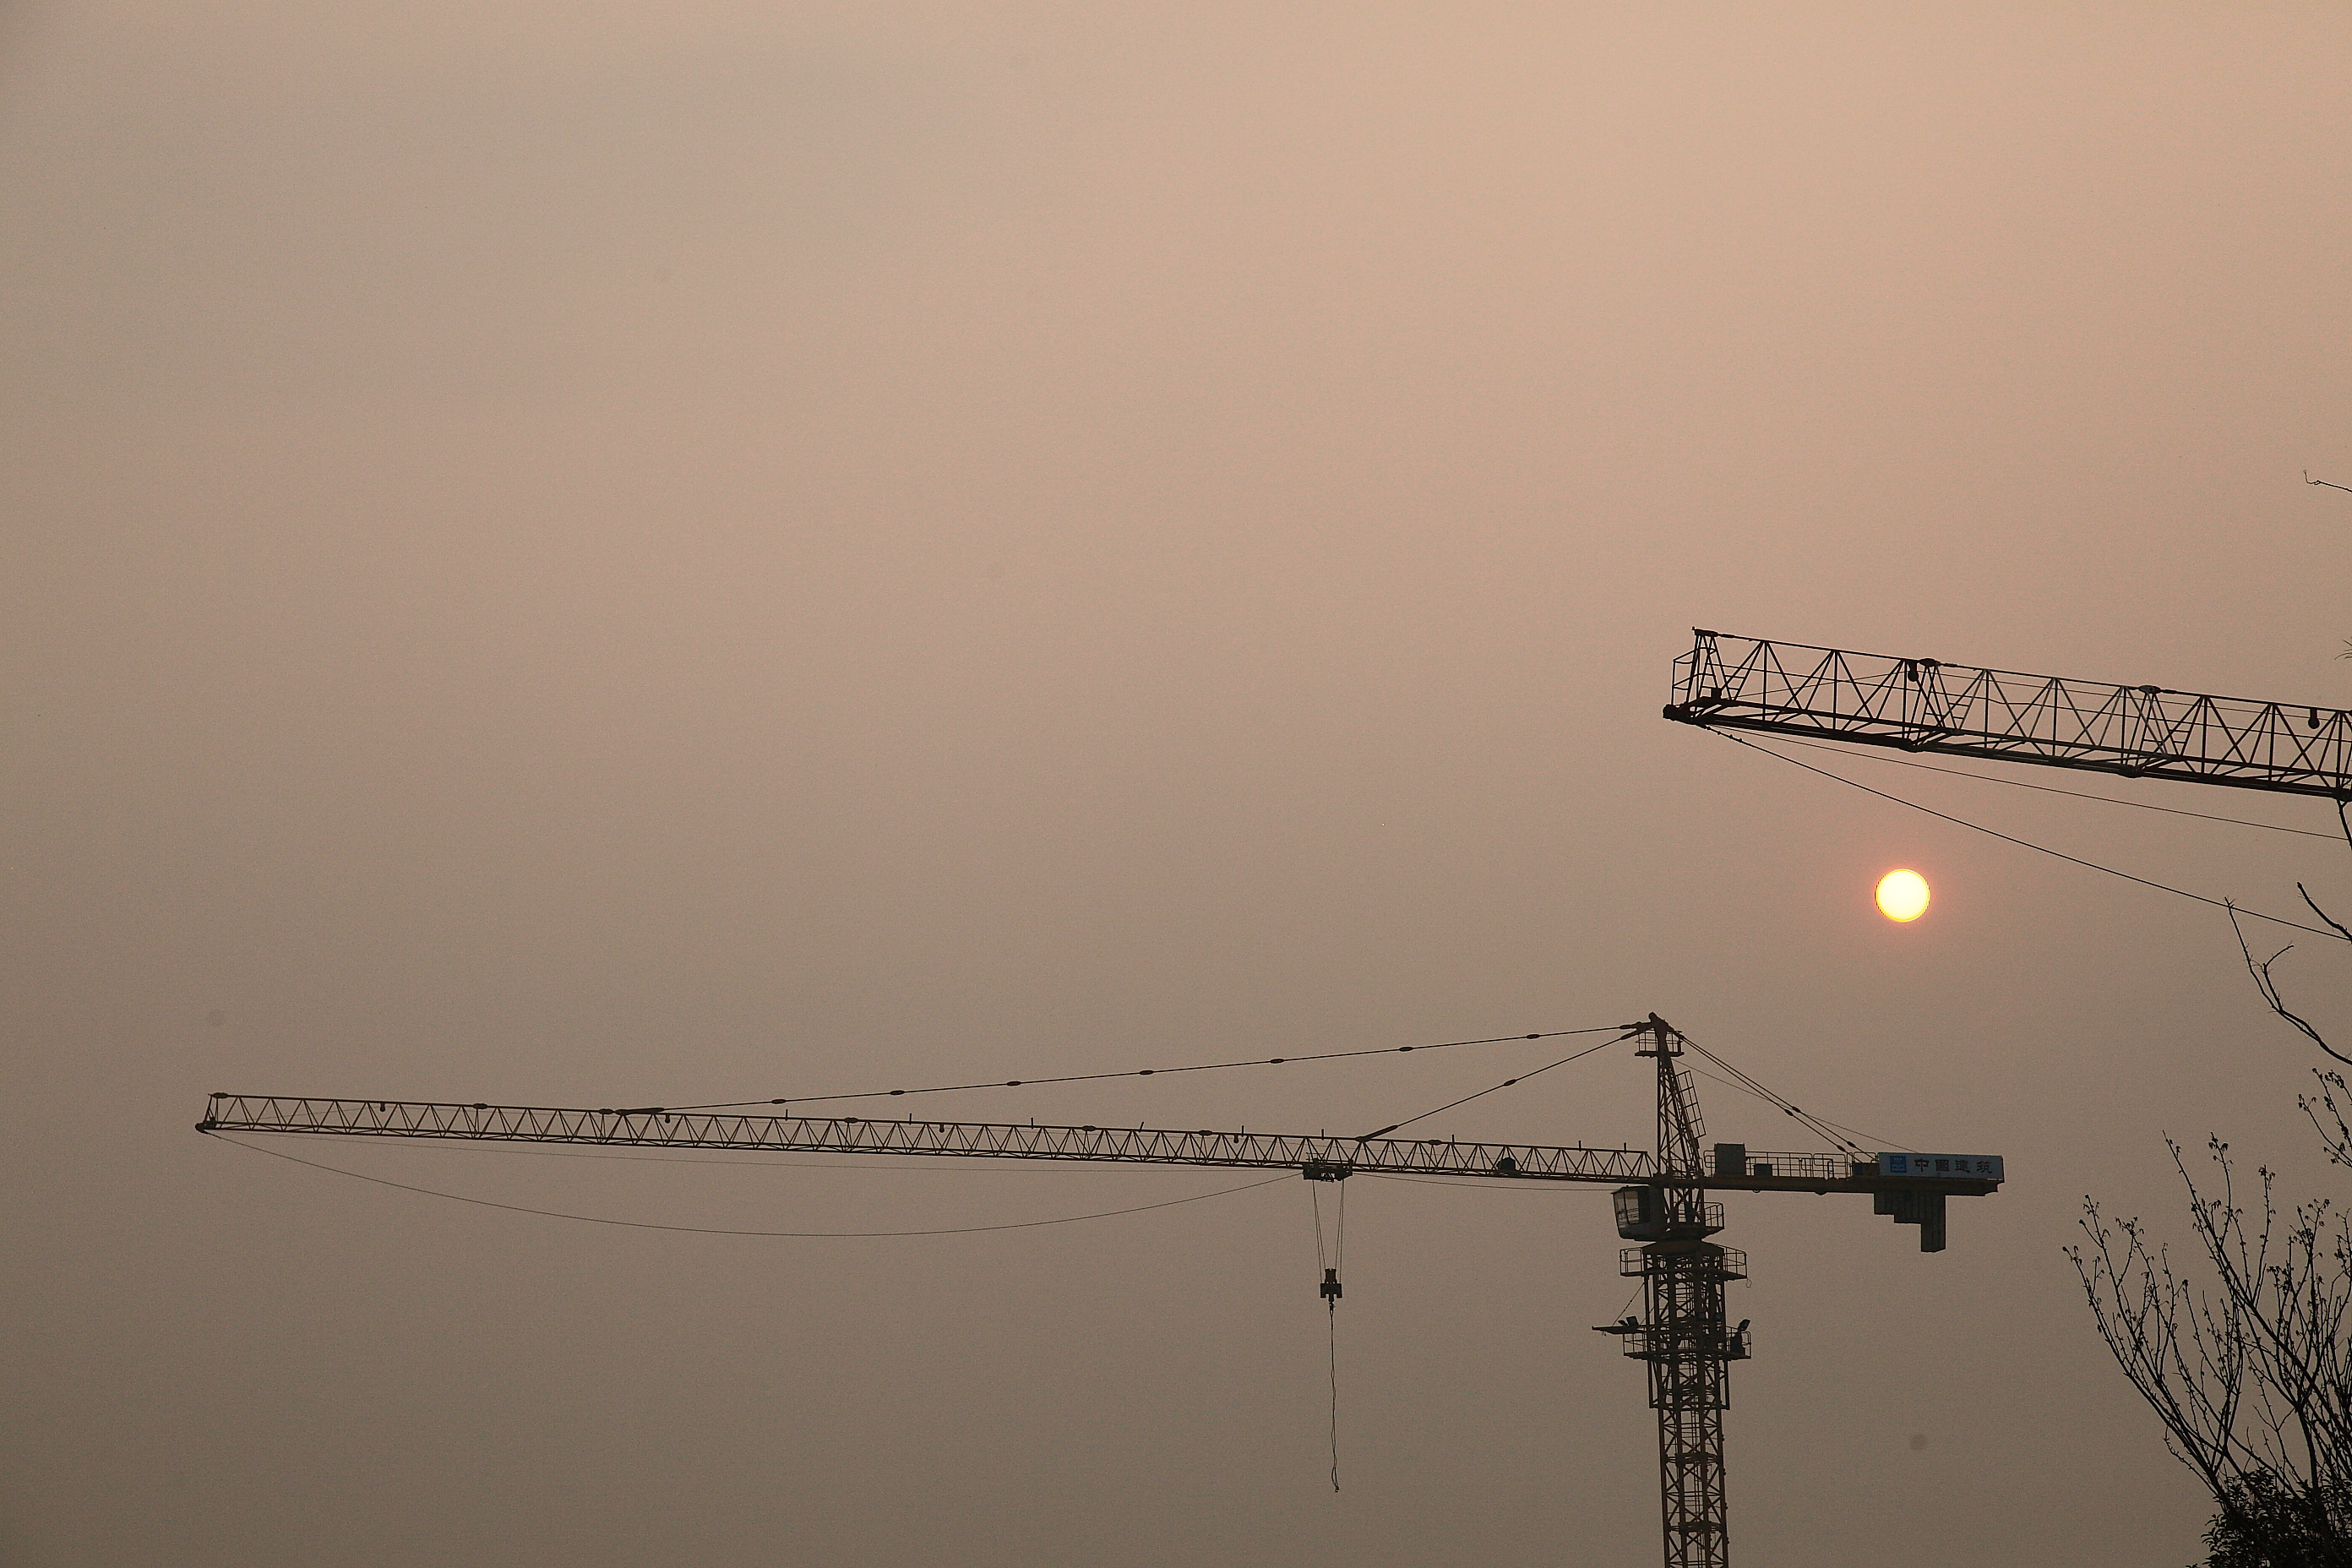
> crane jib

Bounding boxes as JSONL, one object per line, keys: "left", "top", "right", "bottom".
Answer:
{"left": 1666, "top": 629, "right": 2352, "bottom": 799}
{"left": 194, "top": 1095, "right": 2000, "bottom": 1196}
{"left": 197, "top": 1021, "right": 2007, "bottom": 1568}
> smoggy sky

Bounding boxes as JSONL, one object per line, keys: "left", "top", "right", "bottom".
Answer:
{"left": 8, "top": 4, "right": 2352, "bottom": 1564}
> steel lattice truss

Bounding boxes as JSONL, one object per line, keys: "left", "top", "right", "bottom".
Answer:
{"left": 1625, "top": 1239, "right": 1747, "bottom": 1568}
{"left": 1667, "top": 630, "right": 2352, "bottom": 799}
{"left": 200, "top": 1094, "right": 1659, "bottom": 1182}
{"left": 195, "top": 1095, "right": 1955, "bottom": 1195}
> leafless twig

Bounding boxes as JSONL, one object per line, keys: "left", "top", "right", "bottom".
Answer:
{"left": 2230, "top": 905, "right": 2352, "bottom": 1068}
{"left": 2072, "top": 1133, "right": 2352, "bottom": 1562}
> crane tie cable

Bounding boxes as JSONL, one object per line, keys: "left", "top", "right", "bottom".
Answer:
{"left": 1679, "top": 1064, "right": 1916, "bottom": 1156}
{"left": 1354, "top": 1032, "right": 1637, "bottom": 1141}
{"left": 661, "top": 1026, "right": 1632, "bottom": 1114}
{"left": 1674, "top": 1032, "right": 1870, "bottom": 1160}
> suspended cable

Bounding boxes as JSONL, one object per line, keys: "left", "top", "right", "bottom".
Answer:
{"left": 1796, "top": 1108, "right": 1918, "bottom": 1156}
{"left": 1675, "top": 1070, "right": 1919, "bottom": 1157}
{"left": 1363, "top": 1173, "right": 1583, "bottom": 1194}
{"left": 1769, "top": 734, "right": 2343, "bottom": 840}
{"left": 1354, "top": 1032, "right": 1637, "bottom": 1141}
{"left": 1689, "top": 1064, "right": 1862, "bottom": 1158}
{"left": 1327, "top": 1293, "right": 1342, "bottom": 1494}
{"left": 1674, "top": 1033, "right": 1867, "bottom": 1160}
{"left": 1311, "top": 1180, "right": 1347, "bottom": 1493}
{"left": 662, "top": 1026, "right": 1632, "bottom": 1115}
{"left": 1717, "top": 731, "right": 2352, "bottom": 940}
{"left": 202, "top": 1133, "right": 1288, "bottom": 1238}
{"left": 296, "top": 1138, "right": 1195, "bottom": 1175}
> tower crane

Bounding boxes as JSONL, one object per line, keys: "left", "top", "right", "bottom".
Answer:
{"left": 1663, "top": 629, "right": 2352, "bottom": 801}
{"left": 198, "top": 1014, "right": 2005, "bottom": 1568}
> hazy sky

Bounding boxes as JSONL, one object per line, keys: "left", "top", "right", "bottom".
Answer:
{"left": 8, "top": 4, "right": 2352, "bottom": 1564}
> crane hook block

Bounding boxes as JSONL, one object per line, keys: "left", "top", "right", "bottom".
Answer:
{"left": 1320, "top": 1267, "right": 1342, "bottom": 1304}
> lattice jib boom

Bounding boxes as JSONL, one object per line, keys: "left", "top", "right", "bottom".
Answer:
{"left": 197, "top": 1098, "right": 1996, "bottom": 1198}
{"left": 199, "top": 1095, "right": 1663, "bottom": 1182}
{"left": 1668, "top": 631, "right": 2352, "bottom": 799}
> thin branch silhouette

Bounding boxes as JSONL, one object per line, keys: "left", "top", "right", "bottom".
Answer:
{"left": 2072, "top": 1133, "right": 2352, "bottom": 1564}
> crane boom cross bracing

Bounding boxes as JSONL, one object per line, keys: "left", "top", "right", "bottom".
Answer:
{"left": 1665, "top": 629, "right": 2352, "bottom": 799}
{"left": 193, "top": 1092, "right": 1990, "bottom": 1199}
{"left": 198, "top": 1014, "right": 2003, "bottom": 1568}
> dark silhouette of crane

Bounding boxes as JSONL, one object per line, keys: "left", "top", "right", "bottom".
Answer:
{"left": 198, "top": 1014, "right": 2003, "bottom": 1568}
{"left": 1661, "top": 625, "right": 2352, "bottom": 1068}
{"left": 1663, "top": 629, "right": 2352, "bottom": 801}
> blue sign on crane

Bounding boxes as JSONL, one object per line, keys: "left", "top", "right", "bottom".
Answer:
{"left": 1880, "top": 1152, "right": 2004, "bottom": 1180}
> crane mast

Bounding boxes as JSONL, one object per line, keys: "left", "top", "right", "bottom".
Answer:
{"left": 1624, "top": 1015, "right": 1745, "bottom": 1568}
{"left": 198, "top": 1016, "right": 2001, "bottom": 1568}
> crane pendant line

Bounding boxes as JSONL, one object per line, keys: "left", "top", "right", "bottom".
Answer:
{"left": 197, "top": 1014, "right": 2004, "bottom": 1568}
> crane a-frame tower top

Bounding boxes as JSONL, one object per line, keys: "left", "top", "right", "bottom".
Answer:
{"left": 200, "top": 1015, "right": 2003, "bottom": 1568}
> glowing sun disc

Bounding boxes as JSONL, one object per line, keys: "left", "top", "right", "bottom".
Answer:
{"left": 1876, "top": 869, "right": 1930, "bottom": 923}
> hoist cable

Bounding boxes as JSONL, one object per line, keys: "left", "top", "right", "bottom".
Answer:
{"left": 1715, "top": 731, "right": 2352, "bottom": 941}
{"left": 202, "top": 1132, "right": 1288, "bottom": 1238}
{"left": 1327, "top": 1306, "right": 1342, "bottom": 1494}
{"left": 662, "top": 1026, "right": 1632, "bottom": 1114}
{"left": 1329, "top": 1179, "right": 1345, "bottom": 1494}
{"left": 1307, "top": 1181, "right": 1342, "bottom": 1491}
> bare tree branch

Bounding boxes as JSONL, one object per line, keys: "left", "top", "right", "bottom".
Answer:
{"left": 2230, "top": 904, "right": 2352, "bottom": 1067}
{"left": 2072, "top": 1130, "right": 2352, "bottom": 1563}
{"left": 2307, "top": 885, "right": 2352, "bottom": 945}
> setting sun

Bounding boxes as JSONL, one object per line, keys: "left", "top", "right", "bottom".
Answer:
{"left": 1876, "top": 869, "right": 1930, "bottom": 923}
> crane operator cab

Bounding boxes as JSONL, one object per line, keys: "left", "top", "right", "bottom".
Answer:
{"left": 1613, "top": 1184, "right": 1725, "bottom": 1241}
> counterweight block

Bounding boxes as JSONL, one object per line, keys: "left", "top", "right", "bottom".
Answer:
{"left": 1874, "top": 1187, "right": 1947, "bottom": 1252}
